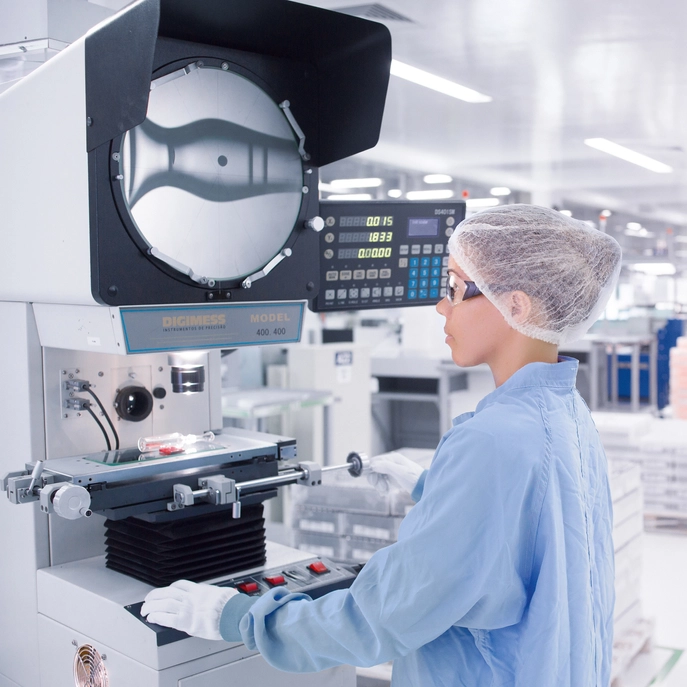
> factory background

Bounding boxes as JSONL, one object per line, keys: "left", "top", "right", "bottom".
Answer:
{"left": 2, "top": 1, "right": 687, "bottom": 685}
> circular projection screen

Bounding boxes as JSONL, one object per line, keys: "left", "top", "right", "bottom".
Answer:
{"left": 119, "top": 63, "right": 304, "bottom": 283}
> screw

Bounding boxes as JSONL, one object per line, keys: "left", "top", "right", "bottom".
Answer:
{"left": 62, "top": 370, "right": 67, "bottom": 375}
{"left": 221, "top": 62, "right": 229, "bottom": 70}
{"left": 208, "top": 279, "right": 216, "bottom": 287}
{"left": 101, "top": 654, "right": 107, "bottom": 661}
{"left": 208, "top": 293, "right": 214, "bottom": 300}
{"left": 64, "top": 414, "right": 68, "bottom": 419}
{"left": 75, "top": 369, "right": 80, "bottom": 374}
{"left": 72, "top": 640, "right": 78, "bottom": 647}
{"left": 302, "top": 186, "right": 309, "bottom": 194}
{"left": 158, "top": 367, "right": 163, "bottom": 372}
{"left": 69, "top": 392, "right": 74, "bottom": 398}
{"left": 76, "top": 413, "right": 81, "bottom": 417}
{"left": 197, "top": 60, "right": 204, "bottom": 68}
{"left": 111, "top": 152, "right": 120, "bottom": 161}
{"left": 68, "top": 373, "right": 74, "bottom": 379}
{"left": 160, "top": 405, "right": 164, "bottom": 410}
{"left": 86, "top": 117, "right": 93, "bottom": 126}
{"left": 98, "top": 371, "right": 104, "bottom": 377}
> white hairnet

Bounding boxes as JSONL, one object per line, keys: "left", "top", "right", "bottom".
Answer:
{"left": 448, "top": 204, "right": 622, "bottom": 345}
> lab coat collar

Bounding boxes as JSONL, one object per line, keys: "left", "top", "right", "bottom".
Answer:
{"left": 472, "top": 356, "right": 579, "bottom": 416}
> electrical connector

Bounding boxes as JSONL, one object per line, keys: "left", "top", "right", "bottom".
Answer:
{"left": 64, "top": 379, "right": 90, "bottom": 392}
{"left": 64, "top": 398, "right": 91, "bottom": 411}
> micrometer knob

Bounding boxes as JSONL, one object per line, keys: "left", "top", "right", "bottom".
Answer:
{"left": 346, "top": 452, "right": 369, "bottom": 478}
{"left": 52, "top": 484, "right": 92, "bottom": 520}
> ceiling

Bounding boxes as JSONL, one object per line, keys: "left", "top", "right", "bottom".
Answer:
{"left": 302, "top": 0, "right": 687, "bottom": 236}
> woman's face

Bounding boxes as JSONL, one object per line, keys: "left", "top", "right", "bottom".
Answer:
{"left": 435, "top": 256, "right": 513, "bottom": 367}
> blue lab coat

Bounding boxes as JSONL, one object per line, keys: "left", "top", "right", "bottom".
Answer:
{"left": 220, "top": 357, "right": 615, "bottom": 686}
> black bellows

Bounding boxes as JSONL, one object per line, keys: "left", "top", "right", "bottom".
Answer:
{"left": 105, "top": 504, "right": 266, "bottom": 586}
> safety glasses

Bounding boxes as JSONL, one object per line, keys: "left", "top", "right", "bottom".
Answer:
{"left": 445, "top": 273, "right": 483, "bottom": 305}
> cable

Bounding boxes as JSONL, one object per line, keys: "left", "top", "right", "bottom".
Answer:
{"left": 86, "top": 387, "right": 120, "bottom": 450}
{"left": 85, "top": 405, "right": 112, "bottom": 451}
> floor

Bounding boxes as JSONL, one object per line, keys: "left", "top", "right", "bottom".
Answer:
{"left": 358, "top": 532, "right": 687, "bottom": 686}
{"left": 625, "top": 532, "right": 687, "bottom": 686}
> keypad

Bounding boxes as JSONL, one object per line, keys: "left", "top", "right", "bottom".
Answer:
{"left": 398, "top": 257, "right": 408, "bottom": 268}
{"left": 353, "top": 269, "right": 365, "bottom": 280}
{"left": 361, "top": 288, "right": 370, "bottom": 298}
{"left": 337, "top": 289, "right": 347, "bottom": 299}
{"left": 394, "top": 286, "right": 404, "bottom": 296}
{"left": 400, "top": 245, "right": 409, "bottom": 255}
{"left": 383, "top": 286, "right": 393, "bottom": 297}
{"left": 379, "top": 268, "right": 391, "bottom": 279}
{"left": 325, "top": 289, "right": 335, "bottom": 300}
{"left": 372, "top": 287, "right": 382, "bottom": 297}
{"left": 340, "top": 270, "right": 352, "bottom": 280}
{"left": 366, "top": 269, "right": 378, "bottom": 279}
{"left": 349, "top": 288, "right": 359, "bottom": 299}
{"left": 422, "top": 244, "right": 432, "bottom": 254}
{"left": 411, "top": 245, "right": 421, "bottom": 255}
{"left": 326, "top": 271, "right": 338, "bottom": 281}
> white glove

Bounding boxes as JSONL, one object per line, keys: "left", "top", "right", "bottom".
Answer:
{"left": 140, "top": 579, "right": 238, "bottom": 640}
{"left": 367, "top": 451, "right": 424, "bottom": 494}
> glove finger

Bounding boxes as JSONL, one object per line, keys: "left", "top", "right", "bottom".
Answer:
{"left": 170, "top": 579, "right": 198, "bottom": 592}
{"left": 144, "top": 611, "right": 184, "bottom": 630}
{"left": 140, "top": 597, "right": 182, "bottom": 618}
{"left": 369, "top": 459, "right": 401, "bottom": 478}
{"left": 367, "top": 472, "right": 389, "bottom": 493}
{"left": 143, "top": 586, "right": 186, "bottom": 604}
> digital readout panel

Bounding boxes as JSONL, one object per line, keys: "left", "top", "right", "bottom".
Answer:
{"left": 312, "top": 200, "right": 466, "bottom": 312}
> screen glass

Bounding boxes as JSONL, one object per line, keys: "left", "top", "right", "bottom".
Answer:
{"left": 408, "top": 218, "right": 440, "bottom": 237}
{"left": 119, "top": 64, "right": 303, "bottom": 282}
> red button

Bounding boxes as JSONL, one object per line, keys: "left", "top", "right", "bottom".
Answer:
{"left": 308, "top": 561, "right": 329, "bottom": 575}
{"left": 237, "top": 582, "right": 259, "bottom": 594}
{"left": 264, "top": 575, "right": 286, "bottom": 587}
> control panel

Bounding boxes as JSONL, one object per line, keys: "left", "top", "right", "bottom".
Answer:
{"left": 312, "top": 200, "right": 466, "bottom": 312}
{"left": 126, "top": 556, "right": 358, "bottom": 645}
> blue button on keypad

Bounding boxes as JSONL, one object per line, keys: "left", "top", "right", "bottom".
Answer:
{"left": 409, "top": 268, "right": 418, "bottom": 278}
{"left": 420, "top": 268, "right": 429, "bottom": 277}
{"left": 408, "top": 290, "right": 417, "bottom": 299}
{"left": 408, "top": 279, "right": 417, "bottom": 288}
{"left": 420, "top": 279, "right": 428, "bottom": 288}
{"left": 430, "top": 288, "right": 439, "bottom": 299}
{"left": 431, "top": 267, "right": 441, "bottom": 277}
{"left": 420, "top": 257, "right": 431, "bottom": 267}
{"left": 409, "top": 257, "right": 419, "bottom": 267}
{"left": 419, "top": 289, "right": 428, "bottom": 299}
{"left": 431, "top": 257, "right": 442, "bottom": 267}
{"left": 430, "top": 278, "right": 439, "bottom": 288}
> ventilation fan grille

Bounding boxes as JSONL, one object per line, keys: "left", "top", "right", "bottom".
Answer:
{"left": 336, "top": 3, "right": 413, "bottom": 21}
{"left": 105, "top": 503, "right": 267, "bottom": 586}
{"left": 74, "top": 644, "right": 109, "bottom": 687}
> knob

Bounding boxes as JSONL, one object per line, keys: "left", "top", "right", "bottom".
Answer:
{"left": 52, "top": 484, "right": 92, "bottom": 520}
{"left": 305, "top": 216, "right": 325, "bottom": 232}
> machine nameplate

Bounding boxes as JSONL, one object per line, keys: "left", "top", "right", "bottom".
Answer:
{"left": 120, "top": 302, "right": 304, "bottom": 353}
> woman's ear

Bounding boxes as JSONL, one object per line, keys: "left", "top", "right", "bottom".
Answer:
{"left": 508, "top": 291, "right": 532, "bottom": 324}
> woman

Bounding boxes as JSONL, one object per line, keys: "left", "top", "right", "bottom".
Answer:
{"left": 142, "top": 204, "right": 621, "bottom": 686}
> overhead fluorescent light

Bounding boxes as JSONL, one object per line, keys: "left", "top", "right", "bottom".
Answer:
{"left": 465, "top": 198, "right": 500, "bottom": 208}
{"left": 423, "top": 174, "right": 453, "bottom": 184}
{"left": 600, "top": 209, "right": 612, "bottom": 218}
{"left": 630, "top": 263, "right": 676, "bottom": 276}
{"left": 330, "top": 178, "right": 382, "bottom": 189}
{"left": 490, "top": 187, "right": 511, "bottom": 196}
{"left": 326, "top": 193, "right": 374, "bottom": 201}
{"left": 584, "top": 138, "right": 673, "bottom": 173}
{"left": 390, "top": 60, "right": 492, "bottom": 103}
{"left": 406, "top": 189, "right": 454, "bottom": 200}
{"left": 559, "top": 210, "right": 573, "bottom": 217}
{"left": 626, "top": 222, "right": 642, "bottom": 231}
{"left": 387, "top": 189, "right": 403, "bottom": 198}
{"left": 675, "top": 236, "right": 687, "bottom": 243}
